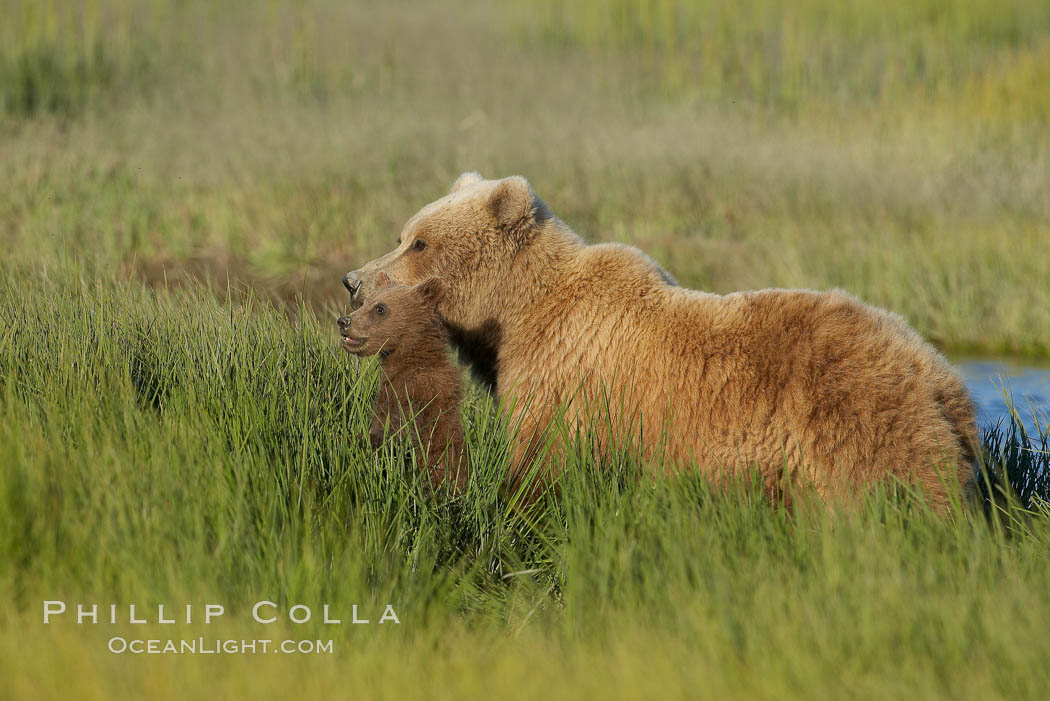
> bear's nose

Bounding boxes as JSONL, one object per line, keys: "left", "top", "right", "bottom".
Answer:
{"left": 342, "top": 272, "right": 361, "bottom": 297}
{"left": 337, "top": 316, "right": 351, "bottom": 333}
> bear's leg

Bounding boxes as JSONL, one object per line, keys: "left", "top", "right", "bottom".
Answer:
{"left": 368, "top": 413, "right": 387, "bottom": 449}
{"left": 501, "top": 420, "right": 557, "bottom": 506}
{"left": 425, "top": 450, "right": 467, "bottom": 496}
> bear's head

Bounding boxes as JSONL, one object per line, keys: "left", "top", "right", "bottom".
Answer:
{"left": 337, "top": 278, "right": 446, "bottom": 358}
{"left": 342, "top": 173, "right": 553, "bottom": 332}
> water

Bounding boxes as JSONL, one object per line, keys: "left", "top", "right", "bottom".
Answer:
{"left": 956, "top": 359, "right": 1050, "bottom": 437}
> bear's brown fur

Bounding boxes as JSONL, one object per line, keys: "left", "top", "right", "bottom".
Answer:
{"left": 344, "top": 173, "right": 978, "bottom": 510}
{"left": 338, "top": 279, "right": 467, "bottom": 492}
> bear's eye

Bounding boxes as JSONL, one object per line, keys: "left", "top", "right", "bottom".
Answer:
{"left": 413, "top": 239, "right": 427, "bottom": 252}
{"left": 374, "top": 304, "right": 387, "bottom": 316}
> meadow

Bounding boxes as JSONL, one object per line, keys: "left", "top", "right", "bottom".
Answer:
{"left": 2, "top": 262, "right": 1048, "bottom": 700}
{"left": 2, "top": 1, "right": 1050, "bottom": 698}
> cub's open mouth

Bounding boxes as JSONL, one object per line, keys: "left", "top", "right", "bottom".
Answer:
{"left": 341, "top": 335, "right": 366, "bottom": 348}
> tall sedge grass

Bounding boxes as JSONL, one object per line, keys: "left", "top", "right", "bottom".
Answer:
{"left": 1, "top": 262, "right": 1048, "bottom": 699}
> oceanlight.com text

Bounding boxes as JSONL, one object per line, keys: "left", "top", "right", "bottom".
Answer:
{"left": 107, "top": 637, "right": 335, "bottom": 655}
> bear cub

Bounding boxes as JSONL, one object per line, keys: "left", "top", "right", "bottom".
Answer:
{"left": 337, "top": 278, "right": 466, "bottom": 493}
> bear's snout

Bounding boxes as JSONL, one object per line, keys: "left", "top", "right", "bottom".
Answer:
{"left": 342, "top": 272, "right": 361, "bottom": 297}
{"left": 337, "top": 316, "right": 352, "bottom": 334}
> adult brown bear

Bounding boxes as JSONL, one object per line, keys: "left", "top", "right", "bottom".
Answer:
{"left": 343, "top": 172, "right": 977, "bottom": 510}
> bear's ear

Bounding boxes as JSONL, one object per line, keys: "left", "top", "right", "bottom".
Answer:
{"left": 416, "top": 277, "right": 445, "bottom": 307}
{"left": 451, "top": 171, "right": 484, "bottom": 194}
{"left": 486, "top": 176, "right": 548, "bottom": 243}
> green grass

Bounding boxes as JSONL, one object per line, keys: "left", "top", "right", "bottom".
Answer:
{"left": 1, "top": 263, "right": 1048, "bottom": 699}
{"left": 0, "top": 0, "right": 1048, "bottom": 353}
{"left": 526, "top": 0, "right": 1050, "bottom": 110}
{"left": 2, "top": 1, "right": 1050, "bottom": 697}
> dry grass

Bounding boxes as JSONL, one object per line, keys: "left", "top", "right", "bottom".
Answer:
{"left": 1, "top": 0, "right": 1048, "bottom": 352}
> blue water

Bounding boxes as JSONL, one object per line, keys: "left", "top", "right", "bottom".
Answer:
{"left": 956, "top": 359, "right": 1050, "bottom": 437}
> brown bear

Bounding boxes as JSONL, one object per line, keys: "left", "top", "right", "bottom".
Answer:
{"left": 342, "top": 172, "right": 978, "bottom": 511}
{"left": 337, "top": 279, "right": 467, "bottom": 493}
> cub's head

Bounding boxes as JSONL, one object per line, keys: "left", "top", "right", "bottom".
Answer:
{"left": 342, "top": 172, "right": 552, "bottom": 328}
{"left": 336, "top": 279, "right": 445, "bottom": 357}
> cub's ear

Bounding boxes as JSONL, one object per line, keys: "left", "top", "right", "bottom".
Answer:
{"left": 451, "top": 171, "right": 484, "bottom": 194}
{"left": 486, "top": 175, "right": 549, "bottom": 242}
{"left": 416, "top": 277, "right": 446, "bottom": 307}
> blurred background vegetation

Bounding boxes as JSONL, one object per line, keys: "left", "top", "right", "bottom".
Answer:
{"left": 2, "top": 0, "right": 1048, "bottom": 353}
